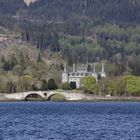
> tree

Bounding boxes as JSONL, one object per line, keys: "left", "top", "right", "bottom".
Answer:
{"left": 81, "top": 76, "right": 99, "bottom": 94}
{"left": 0, "top": 81, "right": 7, "bottom": 93}
{"left": 19, "top": 75, "right": 33, "bottom": 92}
{"left": 18, "top": 51, "right": 26, "bottom": 70}
{"left": 0, "top": 76, "right": 7, "bottom": 93}
{"left": 58, "top": 82, "right": 71, "bottom": 90}
{"left": 106, "top": 79, "right": 118, "bottom": 96}
{"left": 3, "top": 55, "right": 17, "bottom": 71}
{"left": 37, "top": 52, "right": 43, "bottom": 63}
{"left": 10, "top": 54, "right": 18, "bottom": 68}
{"left": 6, "top": 81, "right": 16, "bottom": 93}
{"left": 13, "top": 65, "right": 23, "bottom": 76}
{"left": 106, "top": 76, "right": 140, "bottom": 96}
{"left": 116, "top": 77, "right": 126, "bottom": 96}
{"left": 1, "top": 55, "right": 6, "bottom": 64}
{"left": 3, "top": 61, "right": 11, "bottom": 71}
{"left": 47, "top": 79, "right": 57, "bottom": 90}
{"left": 124, "top": 75, "right": 140, "bottom": 96}
{"left": 41, "top": 79, "right": 48, "bottom": 90}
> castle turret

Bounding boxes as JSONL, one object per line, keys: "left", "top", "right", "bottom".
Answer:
{"left": 64, "top": 63, "right": 67, "bottom": 72}
{"left": 94, "top": 63, "right": 96, "bottom": 72}
{"left": 73, "top": 64, "right": 76, "bottom": 72}
{"left": 102, "top": 63, "right": 105, "bottom": 72}
{"left": 62, "top": 64, "right": 69, "bottom": 83}
{"left": 100, "top": 63, "right": 106, "bottom": 78}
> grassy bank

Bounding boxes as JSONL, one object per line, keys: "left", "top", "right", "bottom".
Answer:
{"left": 49, "top": 94, "right": 67, "bottom": 101}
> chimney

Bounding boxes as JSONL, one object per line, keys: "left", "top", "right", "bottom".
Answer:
{"left": 64, "top": 64, "right": 67, "bottom": 72}
{"left": 102, "top": 63, "right": 105, "bottom": 72}
{"left": 94, "top": 63, "right": 96, "bottom": 72}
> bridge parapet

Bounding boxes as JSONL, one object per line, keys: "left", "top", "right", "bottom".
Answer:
{"left": 2, "top": 91, "right": 86, "bottom": 101}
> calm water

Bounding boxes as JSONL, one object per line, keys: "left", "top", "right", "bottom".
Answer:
{"left": 0, "top": 102, "right": 140, "bottom": 140}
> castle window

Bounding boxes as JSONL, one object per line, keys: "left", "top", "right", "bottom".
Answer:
{"left": 76, "top": 73, "right": 79, "bottom": 76}
{"left": 72, "top": 73, "right": 75, "bottom": 76}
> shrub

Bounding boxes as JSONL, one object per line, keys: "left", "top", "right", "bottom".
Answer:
{"left": 41, "top": 79, "right": 48, "bottom": 90}
{"left": 81, "top": 76, "right": 99, "bottom": 94}
{"left": 58, "top": 82, "right": 71, "bottom": 90}
{"left": 47, "top": 79, "right": 57, "bottom": 90}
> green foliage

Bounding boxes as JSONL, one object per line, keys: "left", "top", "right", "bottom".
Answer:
{"left": 106, "top": 80, "right": 116, "bottom": 96}
{"left": 115, "top": 78, "right": 127, "bottom": 96}
{"left": 18, "top": 51, "right": 26, "bottom": 69}
{"left": 0, "top": 0, "right": 140, "bottom": 76}
{"left": 0, "top": 75, "right": 16, "bottom": 93}
{"left": 58, "top": 82, "right": 71, "bottom": 90}
{"left": 124, "top": 75, "right": 140, "bottom": 96}
{"left": 19, "top": 75, "right": 33, "bottom": 92}
{"left": 0, "top": 0, "right": 140, "bottom": 93}
{"left": 13, "top": 65, "right": 23, "bottom": 76}
{"left": 47, "top": 79, "right": 57, "bottom": 90}
{"left": 49, "top": 94, "right": 66, "bottom": 101}
{"left": 105, "top": 75, "right": 140, "bottom": 96}
{"left": 41, "top": 79, "right": 48, "bottom": 91}
{"left": 81, "top": 76, "right": 99, "bottom": 94}
{"left": 6, "top": 81, "right": 17, "bottom": 93}
{"left": 1, "top": 55, "right": 6, "bottom": 63}
{"left": 0, "top": 78, "right": 7, "bottom": 93}
{"left": 37, "top": 52, "right": 43, "bottom": 63}
{"left": 3, "top": 55, "right": 18, "bottom": 71}
{"left": 106, "top": 78, "right": 123, "bottom": 96}
{"left": 3, "top": 61, "right": 11, "bottom": 71}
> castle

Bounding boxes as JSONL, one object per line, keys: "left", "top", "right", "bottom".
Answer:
{"left": 62, "top": 64, "right": 106, "bottom": 88}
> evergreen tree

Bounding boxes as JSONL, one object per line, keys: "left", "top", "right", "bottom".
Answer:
{"left": 47, "top": 79, "right": 57, "bottom": 90}
{"left": 41, "top": 79, "right": 48, "bottom": 90}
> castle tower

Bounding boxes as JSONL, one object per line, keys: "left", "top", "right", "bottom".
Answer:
{"left": 62, "top": 64, "right": 69, "bottom": 83}
{"left": 64, "top": 63, "right": 67, "bottom": 72}
{"left": 100, "top": 63, "right": 106, "bottom": 78}
{"left": 102, "top": 63, "right": 104, "bottom": 72}
{"left": 94, "top": 63, "right": 96, "bottom": 72}
{"left": 73, "top": 64, "right": 76, "bottom": 72}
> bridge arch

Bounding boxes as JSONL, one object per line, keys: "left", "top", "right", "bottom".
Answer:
{"left": 25, "top": 93, "right": 46, "bottom": 101}
{"left": 48, "top": 93, "right": 66, "bottom": 101}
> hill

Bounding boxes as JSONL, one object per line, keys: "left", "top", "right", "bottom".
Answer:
{"left": 0, "top": 0, "right": 140, "bottom": 77}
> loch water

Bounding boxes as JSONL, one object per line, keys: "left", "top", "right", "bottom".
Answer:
{"left": 0, "top": 102, "right": 140, "bottom": 140}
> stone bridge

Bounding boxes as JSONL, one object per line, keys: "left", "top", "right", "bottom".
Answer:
{"left": 3, "top": 91, "right": 87, "bottom": 101}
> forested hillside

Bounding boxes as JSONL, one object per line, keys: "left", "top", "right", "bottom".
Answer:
{"left": 0, "top": 0, "right": 140, "bottom": 83}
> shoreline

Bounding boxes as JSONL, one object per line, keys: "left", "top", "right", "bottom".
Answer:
{"left": 1, "top": 91, "right": 140, "bottom": 102}
{"left": 1, "top": 96, "right": 140, "bottom": 102}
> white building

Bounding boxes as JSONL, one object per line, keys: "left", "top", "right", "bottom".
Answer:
{"left": 62, "top": 63, "right": 106, "bottom": 88}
